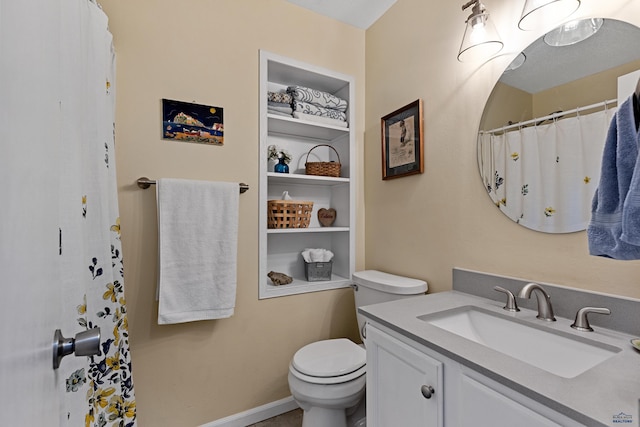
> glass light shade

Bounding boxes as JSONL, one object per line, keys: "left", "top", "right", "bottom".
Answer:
{"left": 518, "top": 0, "right": 581, "bottom": 31}
{"left": 543, "top": 18, "right": 603, "bottom": 46}
{"left": 504, "top": 52, "right": 526, "bottom": 72}
{"left": 457, "top": 13, "right": 504, "bottom": 62}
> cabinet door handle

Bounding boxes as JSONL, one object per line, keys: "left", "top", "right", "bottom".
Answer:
{"left": 421, "top": 385, "right": 435, "bottom": 399}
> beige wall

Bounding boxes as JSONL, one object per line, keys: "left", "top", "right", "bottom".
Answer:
{"left": 533, "top": 59, "right": 640, "bottom": 116}
{"left": 100, "top": 0, "right": 640, "bottom": 425}
{"left": 99, "top": 1, "right": 365, "bottom": 425}
{"left": 365, "top": 0, "right": 640, "bottom": 297}
{"left": 480, "top": 82, "right": 532, "bottom": 131}
{"left": 479, "top": 59, "right": 640, "bottom": 132}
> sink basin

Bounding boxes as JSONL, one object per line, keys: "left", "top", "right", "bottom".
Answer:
{"left": 418, "top": 306, "right": 621, "bottom": 378}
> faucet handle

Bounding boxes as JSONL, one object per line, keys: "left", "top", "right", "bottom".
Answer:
{"left": 571, "top": 307, "right": 611, "bottom": 332}
{"left": 493, "top": 286, "right": 520, "bottom": 312}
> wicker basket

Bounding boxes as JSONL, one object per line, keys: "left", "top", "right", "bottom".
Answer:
{"left": 305, "top": 144, "right": 341, "bottom": 177}
{"left": 267, "top": 200, "right": 314, "bottom": 229}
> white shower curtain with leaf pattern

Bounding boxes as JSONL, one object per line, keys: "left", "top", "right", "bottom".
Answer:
{"left": 478, "top": 108, "right": 616, "bottom": 233}
{"left": 56, "top": 2, "right": 137, "bottom": 425}
{"left": 48, "top": 1, "right": 136, "bottom": 425}
{"left": 57, "top": 2, "right": 137, "bottom": 425}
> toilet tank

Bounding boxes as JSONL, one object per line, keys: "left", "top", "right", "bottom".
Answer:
{"left": 352, "top": 270, "right": 427, "bottom": 344}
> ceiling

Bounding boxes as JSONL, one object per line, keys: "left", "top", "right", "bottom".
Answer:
{"left": 282, "top": 3, "right": 640, "bottom": 95}
{"left": 285, "top": 0, "right": 397, "bottom": 29}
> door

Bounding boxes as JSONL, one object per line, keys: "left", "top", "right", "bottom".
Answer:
{"left": 1, "top": 0, "right": 64, "bottom": 423}
{"left": 366, "top": 324, "right": 444, "bottom": 427}
{"left": 0, "top": 1, "right": 136, "bottom": 425}
{"left": 458, "top": 371, "right": 584, "bottom": 427}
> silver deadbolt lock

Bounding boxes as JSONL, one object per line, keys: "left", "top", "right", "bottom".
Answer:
{"left": 52, "top": 328, "right": 101, "bottom": 370}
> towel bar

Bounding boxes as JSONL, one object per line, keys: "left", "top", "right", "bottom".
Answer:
{"left": 137, "top": 177, "right": 249, "bottom": 193}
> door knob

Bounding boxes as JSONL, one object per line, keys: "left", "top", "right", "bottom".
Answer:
{"left": 421, "top": 385, "right": 435, "bottom": 399}
{"left": 52, "top": 328, "right": 101, "bottom": 369}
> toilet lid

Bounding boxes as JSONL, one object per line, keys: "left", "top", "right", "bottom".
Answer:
{"left": 292, "top": 339, "right": 366, "bottom": 378}
{"left": 352, "top": 270, "right": 428, "bottom": 294}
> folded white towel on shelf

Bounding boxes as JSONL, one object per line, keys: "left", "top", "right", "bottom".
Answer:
{"left": 267, "top": 109, "right": 293, "bottom": 118}
{"left": 156, "top": 178, "right": 239, "bottom": 324}
{"left": 267, "top": 105, "right": 293, "bottom": 115}
{"left": 301, "top": 248, "right": 334, "bottom": 263}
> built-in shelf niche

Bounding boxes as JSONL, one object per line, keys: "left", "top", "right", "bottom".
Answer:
{"left": 259, "top": 50, "right": 356, "bottom": 299}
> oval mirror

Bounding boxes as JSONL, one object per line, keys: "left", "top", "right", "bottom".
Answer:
{"left": 477, "top": 19, "right": 640, "bottom": 233}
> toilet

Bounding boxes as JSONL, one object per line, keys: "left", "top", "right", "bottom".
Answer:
{"left": 288, "top": 270, "right": 428, "bottom": 427}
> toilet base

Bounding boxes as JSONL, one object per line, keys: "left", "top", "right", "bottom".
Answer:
{"left": 288, "top": 369, "right": 365, "bottom": 427}
{"left": 302, "top": 406, "right": 347, "bottom": 427}
{"left": 346, "top": 397, "right": 366, "bottom": 426}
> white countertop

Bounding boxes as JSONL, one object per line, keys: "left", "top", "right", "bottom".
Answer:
{"left": 359, "top": 291, "right": 640, "bottom": 427}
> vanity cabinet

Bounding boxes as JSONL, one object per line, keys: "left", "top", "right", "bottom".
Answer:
{"left": 365, "top": 323, "right": 584, "bottom": 427}
{"left": 258, "top": 50, "right": 356, "bottom": 299}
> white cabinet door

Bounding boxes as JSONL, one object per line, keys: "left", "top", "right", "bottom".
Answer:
{"left": 458, "top": 372, "right": 583, "bottom": 427}
{"left": 367, "top": 324, "right": 444, "bottom": 427}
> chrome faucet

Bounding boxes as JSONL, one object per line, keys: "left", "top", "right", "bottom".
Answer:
{"left": 517, "top": 283, "right": 556, "bottom": 321}
{"left": 571, "top": 307, "right": 611, "bottom": 332}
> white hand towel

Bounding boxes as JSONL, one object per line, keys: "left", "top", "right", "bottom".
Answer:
{"left": 309, "top": 248, "right": 324, "bottom": 262}
{"left": 302, "top": 248, "right": 334, "bottom": 263}
{"left": 156, "top": 178, "right": 239, "bottom": 324}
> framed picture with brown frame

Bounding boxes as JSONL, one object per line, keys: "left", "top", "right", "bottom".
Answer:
{"left": 381, "top": 99, "right": 424, "bottom": 180}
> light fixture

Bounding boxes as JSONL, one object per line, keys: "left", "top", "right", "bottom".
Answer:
{"left": 457, "top": 0, "right": 504, "bottom": 62}
{"left": 543, "top": 18, "right": 603, "bottom": 46}
{"left": 518, "top": 0, "right": 581, "bottom": 31}
{"left": 504, "top": 52, "right": 526, "bottom": 72}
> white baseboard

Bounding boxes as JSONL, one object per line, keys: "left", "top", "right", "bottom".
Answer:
{"left": 199, "top": 396, "right": 299, "bottom": 427}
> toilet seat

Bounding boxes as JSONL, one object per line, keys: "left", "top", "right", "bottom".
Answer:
{"left": 290, "top": 339, "right": 366, "bottom": 385}
{"left": 289, "top": 363, "right": 366, "bottom": 385}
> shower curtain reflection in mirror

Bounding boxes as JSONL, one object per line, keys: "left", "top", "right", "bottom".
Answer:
{"left": 478, "top": 106, "right": 616, "bottom": 233}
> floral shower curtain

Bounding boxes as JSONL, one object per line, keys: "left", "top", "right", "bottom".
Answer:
{"left": 478, "top": 107, "right": 616, "bottom": 233}
{"left": 56, "top": 1, "right": 137, "bottom": 425}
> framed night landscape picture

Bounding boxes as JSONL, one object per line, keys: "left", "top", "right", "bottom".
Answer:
{"left": 162, "top": 99, "right": 224, "bottom": 145}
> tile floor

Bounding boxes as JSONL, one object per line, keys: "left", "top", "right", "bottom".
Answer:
{"left": 247, "top": 409, "right": 302, "bottom": 427}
